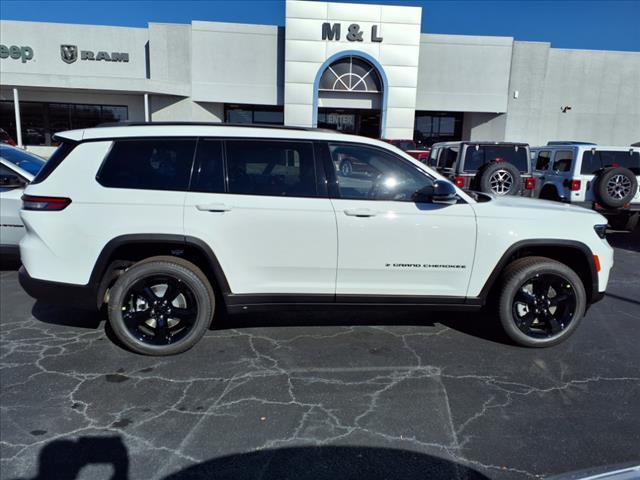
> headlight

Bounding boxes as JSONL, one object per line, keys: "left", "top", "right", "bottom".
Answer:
{"left": 594, "top": 224, "right": 607, "bottom": 239}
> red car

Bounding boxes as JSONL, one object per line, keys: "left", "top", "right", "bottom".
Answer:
{"left": 382, "top": 139, "right": 430, "bottom": 163}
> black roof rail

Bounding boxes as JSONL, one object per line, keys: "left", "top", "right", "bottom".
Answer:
{"left": 94, "top": 121, "right": 341, "bottom": 134}
{"left": 546, "top": 141, "right": 596, "bottom": 146}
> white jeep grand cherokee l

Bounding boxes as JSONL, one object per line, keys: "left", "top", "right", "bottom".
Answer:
{"left": 19, "top": 123, "right": 613, "bottom": 355}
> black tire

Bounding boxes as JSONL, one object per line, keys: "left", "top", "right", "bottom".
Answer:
{"left": 607, "top": 212, "right": 639, "bottom": 231}
{"left": 594, "top": 167, "right": 638, "bottom": 208}
{"left": 497, "top": 256, "right": 586, "bottom": 347}
{"left": 107, "top": 256, "right": 215, "bottom": 355}
{"left": 539, "top": 185, "right": 562, "bottom": 202}
{"left": 477, "top": 162, "right": 522, "bottom": 196}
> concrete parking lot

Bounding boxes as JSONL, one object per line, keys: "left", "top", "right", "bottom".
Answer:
{"left": 1, "top": 230, "right": 638, "bottom": 480}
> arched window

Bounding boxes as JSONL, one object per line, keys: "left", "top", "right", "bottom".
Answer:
{"left": 318, "top": 56, "right": 382, "bottom": 93}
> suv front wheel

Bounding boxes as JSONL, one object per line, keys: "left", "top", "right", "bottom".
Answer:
{"left": 107, "top": 256, "right": 215, "bottom": 355}
{"left": 497, "top": 257, "right": 586, "bottom": 347}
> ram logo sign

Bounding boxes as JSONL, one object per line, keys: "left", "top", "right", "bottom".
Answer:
{"left": 59, "top": 45, "right": 129, "bottom": 64}
{"left": 60, "top": 45, "right": 78, "bottom": 64}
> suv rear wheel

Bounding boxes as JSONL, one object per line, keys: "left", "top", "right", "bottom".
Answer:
{"left": 107, "top": 256, "right": 215, "bottom": 355}
{"left": 497, "top": 256, "right": 586, "bottom": 347}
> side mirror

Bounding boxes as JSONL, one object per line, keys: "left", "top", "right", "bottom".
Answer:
{"left": 0, "top": 174, "right": 25, "bottom": 189}
{"left": 413, "top": 180, "right": 458, "bottom": 205}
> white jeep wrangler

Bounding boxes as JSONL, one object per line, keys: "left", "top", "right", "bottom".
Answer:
{"left": 531, "top": 142, "right": 640, "bottom": 230}
{"left": 19, "top": 124, "right": 613, "bottom": 355}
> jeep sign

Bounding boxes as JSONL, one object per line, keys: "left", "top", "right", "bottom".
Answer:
{"left": 60, "top": 44, "right": 129, "bottom": 64}
{"left": 0, "top": 44, "right": 34, "bottom": 63}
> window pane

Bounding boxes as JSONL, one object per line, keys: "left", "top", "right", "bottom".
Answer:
{"left": 226, "top": 140, "right": 317, "bottom": 197}
{"left": 21, "top": 102, "right": 46, "bottom": 146}
{"left": 191, "top": 139, "right": 225, "bottom": 193}
{"left": 463, "top": 145, "right": 528, "bottom": 172}
{"left": 535, "top": 151, "right": 551, "bottom": 171}
{"left": 0, "top": 101, "right": 17, "bottom": 142}
{"left": 253, "top": 110, "right": 284, "bottom": 124}
{"left": 582, "top": 150, "right": 640, "bottom": 175}
{"left": 48, "top": 103, "right": 71, "bottom": 139}
{"left": 98, "top": 139, "right": 196, "bottom": 191}
{"left": 71, "top": 104, "right": 101, "bottom": 130}
{"left": 553, "top": 151, "right": 573, "bottom": 172}
{"left": 226, "top": 108, "right": 252, "bottom": 124}
{"left": 101, "top": 105, "right": 128, "bottom": 123}
{"left": 329, "top": 144, "right": 432, "bottom": 201}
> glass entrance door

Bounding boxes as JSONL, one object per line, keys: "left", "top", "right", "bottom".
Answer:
{"left": 317, "top": 108, "right": 381, "bottom": 138}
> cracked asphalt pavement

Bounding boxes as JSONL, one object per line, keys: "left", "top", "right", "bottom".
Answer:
{"left": 1, "top": 230, "right": 639, "bottom": 480}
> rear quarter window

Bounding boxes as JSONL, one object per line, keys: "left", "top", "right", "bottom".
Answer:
{"left": 463, "top": 145, "right": 529, "bottom": 173}
{"left": 97, "top": 138, "right": 196, "bottom": 191}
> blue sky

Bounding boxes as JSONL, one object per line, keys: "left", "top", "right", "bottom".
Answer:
{"left": 1, "top": 0, "right": 639, "bottom": 52}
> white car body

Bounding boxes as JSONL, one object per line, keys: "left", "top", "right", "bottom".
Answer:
{"left": 0, "top": 146, "right": 41, "bottom": 253}
{"left": 18, "top": 125, "right": 613, "bottom": 316}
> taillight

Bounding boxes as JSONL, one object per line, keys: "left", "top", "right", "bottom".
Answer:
{"left": 454, "top": 176, "right": 465, "bottom": 188}
{"left": 22, "top": 195, "right": 72, "bottom": 211}
{"left": 570, "top": 179, "right": 581, "bottom": 191}
{"left": 525, "top": 177, "right": 536, "bottom": 190}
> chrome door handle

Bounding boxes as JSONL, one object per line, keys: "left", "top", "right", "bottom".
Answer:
{"left": 196, "top": 203, "right": 232, "bottom": 212}
{"left": 344, "top": 208, "right": 378, "bottom": 217}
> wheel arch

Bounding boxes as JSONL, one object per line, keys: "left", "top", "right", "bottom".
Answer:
{"left": 539, "top": 184, "right": 561, "bottom": 201}
{"left": 90, "top": 234, "right": 231, "bottom": 309}
{"left": 478, "top": 239, "right": 598, "bottom": 304}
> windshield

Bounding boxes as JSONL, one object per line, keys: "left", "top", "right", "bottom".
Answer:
{"left": 463, "top": 145, "right": 529, "bottom": 172}
{"left": 395, "top": 140, "right": 416, "bottom": 151}
{"left": 0, "top": 145, "right": 45, "bottom": 176}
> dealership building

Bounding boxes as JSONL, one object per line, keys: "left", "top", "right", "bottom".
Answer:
{"left": 1, "top": 0, "right": 639, "bottom": 156}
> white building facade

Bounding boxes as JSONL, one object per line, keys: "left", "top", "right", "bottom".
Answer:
{"left": 1, "top": 0, "right": 639, "bottom": 156}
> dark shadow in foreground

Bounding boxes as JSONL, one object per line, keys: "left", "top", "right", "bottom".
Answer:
{"left": 14, "top": 435, "right": 490, "bottom": 480}
{"left": 13, "top": 436, "right": 128, "bottom": 480}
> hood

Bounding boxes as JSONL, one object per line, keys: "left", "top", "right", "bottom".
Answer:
{"left": 474, "top": 194, "right": 608, "bottom": 224}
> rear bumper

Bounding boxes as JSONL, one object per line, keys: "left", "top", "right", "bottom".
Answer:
{"left": 19, "top": 266, "right": 99, "bottom": 310}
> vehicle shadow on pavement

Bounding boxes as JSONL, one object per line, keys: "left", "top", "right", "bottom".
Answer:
{"left": 13, "top": 435, "right": 490, "bottom": 480}
{"left": 606, "top": 228, "right": 640, "bottom": 253}
{"left": 31, "top": 301, "right": 103, "bottom": 330}
{"left": 220, "top": 308, "right": 513, "bottom": 346}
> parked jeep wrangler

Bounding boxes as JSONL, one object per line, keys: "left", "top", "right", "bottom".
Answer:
{"left": 428, "top": 141, "right": 535, "bottom": 196}
{"left": 531, "top": 143, "right": 640, "bottom": 230}
{"left": 19, "top": 123, "right": 612, "bottom": 355}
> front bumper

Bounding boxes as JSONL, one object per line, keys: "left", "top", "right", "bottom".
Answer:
{"left": 19, "top": 266, "right": 99, "bottom": 310}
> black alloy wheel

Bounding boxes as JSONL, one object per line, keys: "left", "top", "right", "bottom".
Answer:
{"left": 108, "top": 256, "right": 215, "bottom": 355}
{"left": 498, "top": 256, "right": 586, "bottom": 347}
{"left": 121, "top": 275, "right": 198, "bottom": 346}
{"left": 511, "top": 273, "right": 577, "bottom": 338}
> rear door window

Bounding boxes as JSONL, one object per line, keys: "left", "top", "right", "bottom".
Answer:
{"left": 440, "top": 147, "right": 459, "bottom": 169}
{"left": 581, "top": 150, "right": 640, "bottom": 175}
{"left": 535, "top": 151, "right": 551, "bottom": 171}
{"left": 463, "top": 145, "right": 528, "bottom": 173}
{"left": 225, "top": 140, "right": 317, "bottom": 197}
{"left": 552, "top": 151, "right": 573, "bottom": 173}
{"left": 97, "top": 138, "right": 196, "bottom": 191}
